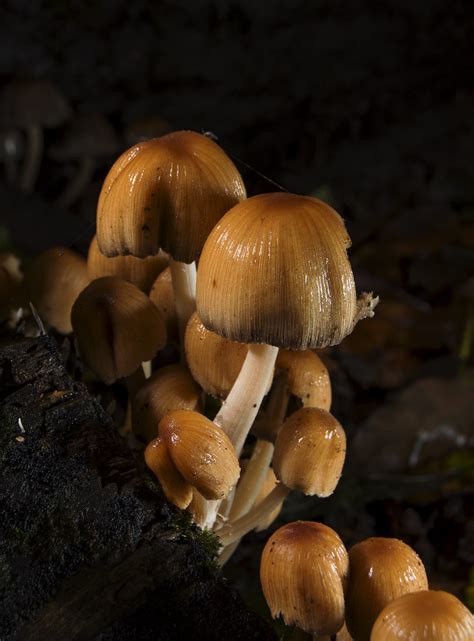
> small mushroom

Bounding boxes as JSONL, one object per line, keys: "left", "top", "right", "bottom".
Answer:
{"left": 145, "top": 437, "right": 193, "bottom": 509}
{"left": 0, "top": 79, "right": 71, "bottom": 192}
{"left": 158, "top": 409, "right": 240, "bottom": 501}
{"left": 149, "top": 267, "right": 178, "bottom": 340}
{"left": 260, "top": 521, "right": 348, "bottom": 637}
{"left": 22, "top": 247, "right": 89, "bottom": 334}
{"left": 50, "top": 113, "right": 120, "bottom": 208}
{"left": 346, "top": 537, "right": 428, "bottom": 641}
{"left": 371, "top": 590, "right": 474, "bottom": 640}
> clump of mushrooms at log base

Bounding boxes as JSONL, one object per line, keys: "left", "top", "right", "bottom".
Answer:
{"left": 4, "top": 129, "right": 472, "bottom": 639}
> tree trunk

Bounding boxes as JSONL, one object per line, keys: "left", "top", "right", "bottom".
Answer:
{"left": 0, "top": 335, "right": 275, "bottom": 641}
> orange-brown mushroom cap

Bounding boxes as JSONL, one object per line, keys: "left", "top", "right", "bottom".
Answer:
{"left": 96, "top": 130, "right": 246, "bottom": 262}
{"left": 260, "top": 521, "right": 348, "bottom": 636}
{"left": 197, "top": 192, "right": 377, "bottom": 349}
{"left": 71, "top": 276, "right": 166, "bottom": 384}
{"left": 371, "top": 590, "right": 474, "bottom": 640}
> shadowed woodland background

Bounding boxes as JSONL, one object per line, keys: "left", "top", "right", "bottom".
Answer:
{"left": 0, "top": 0, "right": 473, "bottom": 631}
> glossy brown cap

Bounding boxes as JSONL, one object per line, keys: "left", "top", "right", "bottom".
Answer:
{"left": 71, "top": 276, "right": 166, "bottom": 384}
{"left": 371, "top": 590, "right": 474, "bottom": 640}
{"left": 276, "top": 348, "right": 331, "bottom": 409}
{"left": 273, "top": 407, "right": 346, "bottom": 497}
{"left": 87, "top": 235, "right": 168, "bottom": 292}
{"left": 145, "top": 437, "right": 193, "bottom": 509}
{"left": 184, "top": 311, "right": 248, "bottom": 398}
{"left": 23, "top": 247, "right": 89, "bottom": 334}
{"left": 132, "top": 364, "right": 201, "bottom": 442}
{"left": 197, "top": 192, "right": 377, "bottom": 349}
{"left": 96, "top": 130, "right": 246, "bottom": 261}
{"left": 260, "top": 521, "right": 348, "bottom": 635}
{"left": 346, "top": 537, "right": 428, "bottom": 641}
{"left": 149, "top": 267, "right": 178, "bottom": 340}
{"left": 159, "top": 410, "right": 240, "bottom": 500}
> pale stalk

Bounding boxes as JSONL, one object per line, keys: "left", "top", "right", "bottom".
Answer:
{"left": 120, "top": 366, "right": 146, "bottom": 436}
{"left": 201, "top": 344, "right": 278, "bottom": 530}
{"left": 216, "top": 483, "right": 290, "bottom": 546}
{"left": 169, "top": 258, "right": 197, "bottom": 355}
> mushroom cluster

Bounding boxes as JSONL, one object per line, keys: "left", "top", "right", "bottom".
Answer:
{"left": 2, "top": 128, "right": 389, "bottom": 636}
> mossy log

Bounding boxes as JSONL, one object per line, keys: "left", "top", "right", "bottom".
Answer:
{"left": 0, "top": 335, "right": 275, "bottom": 641}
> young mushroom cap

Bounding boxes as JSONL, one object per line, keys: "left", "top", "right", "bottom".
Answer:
{"left": 87, "top": 235, "right": 168, "bottom": 293}
{"left": 158, "top": 410, "right": 240, "bottom": 500}
{"left": 0, "top": 79, "right": 71, "bottom": 129}
{"left": 145, "top": 437, "right": 193, "bottom": 509}
{"left": 132, "top": 364, "right": 201, "bottom": 442}
{"left": 371, "top": 590, "right": 474, "bottom": 641}
{"left": 184, "top": 311, "right": 249, "bottom": 398}
{"left": 346, "top": 537, "right": 429, "bottom": 641}
{"left": 197, "top": 192, "right": 377, "bottom": 350}
{"left": 273, "top": 407, "right": 346, "bottom": 497}
{"left": 23, "top": 247, "right": 89, "bottom": 334}
{"left": 96, "top": 130, "right": 246, "bottom": 261}
{"left": 260, "top": 521, "right": 348, "bottom": 636}
{"left": 276, "top": 348, "right": 331, "bottom": 410}
{"left": 71, "top": 276, "right": 166, "bottom": 384}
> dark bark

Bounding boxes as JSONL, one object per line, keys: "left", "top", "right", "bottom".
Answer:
{"left": 0, "top": 335, "right": 275, "bottom": 641}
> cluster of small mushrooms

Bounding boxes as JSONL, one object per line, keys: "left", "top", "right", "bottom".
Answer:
{"left": 1, "top": 130, "right": 472, "bottom": 640}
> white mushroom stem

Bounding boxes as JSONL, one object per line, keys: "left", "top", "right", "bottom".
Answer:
{"left": 120, "top": 366, "right": 146, "bottom": 436}
{"left": 200, "top": 344, "right": 278, "bottom": 530}
{"left": 219, "top": 375, "right": 289, "bottom": 565}
{"left": 216, "top": 483, "right": 290, "bottom": 546}
{"left": 20, "top": 125, "right": 43, "bottom": 193}
{"left": 169, "top": 258, "right": 197, "bottom": 352}
{"left": 56, "top": 156, "right": 94, "bottom": 208}
{"left": 214, "top": 343, "right": 279, "bottom": 456}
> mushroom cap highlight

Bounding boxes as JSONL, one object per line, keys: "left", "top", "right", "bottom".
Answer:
{"left": 71, "top": 276, "right": 166, "bottom": 384}
{"left": 346, "top": 537, "right": 429, "bottom": 641}
{"left": 197, "top": 192, "right": 360, "bottom": 349}
{"left": 371, "top": 590, "right": 474, "bottom": 641}
{"left": 260, "top": 521, "right": 348, "bottom": 636}
{"left": 96, "top": 130, "right": 246, "bottom": 261}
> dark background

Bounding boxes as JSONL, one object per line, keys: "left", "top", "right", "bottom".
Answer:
{"left": 1, "top": 0, "right": 473, "bottom": 626}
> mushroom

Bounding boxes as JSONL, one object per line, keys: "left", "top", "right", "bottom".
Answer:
{"left": 216, "top": 407, "right": 346, "bottom": 546}
{"left": 96, "top": 130, "right": 246, "bottom": 341}
{"left": 131, "top": 364, "right": 201, "bottom": 442}
{"left": 260, "top": 521, "right": 348, "bottom": 637}
{"left": 71, "top": 276, "right": 166, "bottom": 385}
{"left": 196, "top": 193, "right": 377, "bottom": 460}
{"left": 0, "top": 79, "right": 71, "bottom": 192}
{"left": 371, "top": 590, "right": 474, "bottom": 640}
{"left": 0, "top": 128, "right": 23, "bottom": 184}
{"left": 345, "top": 537, "right": 429, "bottom": 641}
{"left": 50, "top": 113, "right": 120, "bottom": 208}
{"left": 158, "top": 409, "right": 240, "bottom": 501}
{"left": 87, "top": 235, "right": 168, "bottom": 293}
{"left": 22, "top": 247, "right": 89, "bottom": 334}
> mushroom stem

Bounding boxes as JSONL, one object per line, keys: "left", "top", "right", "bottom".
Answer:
{"left": 19, "top": 125, "right": 43, "bottom": 193}
{"left": 214, "top": 343, "right": 279, "bottom": 456}
{"left": 216, "top": 483, "right": 290, "bottom": 546}
{"left": 169, "top": 258, "right": 197, "bottom": 353}
{"left": 219, "top": 375, "right": 289, "bottom": 565}
{"left": 56, "top": 155, "right": 94, "bottom": 209}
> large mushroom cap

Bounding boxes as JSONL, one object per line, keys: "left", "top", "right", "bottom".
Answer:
{"left": 97, "top": 130, "right": 246, "bottom": 261}
{"left": 197, "top": 192, "right": 375, "bottom": 349}
{"left": 371, "top": 590, "right": 474, "bottom": 640}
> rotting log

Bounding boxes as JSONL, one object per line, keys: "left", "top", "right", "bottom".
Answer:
{"left": 0, "top": 335, "right": 276, "bottom": 641}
